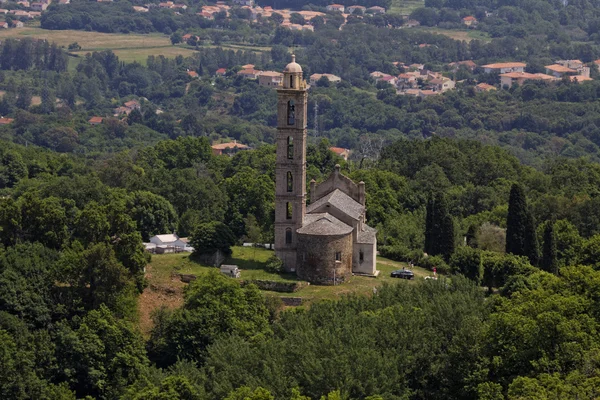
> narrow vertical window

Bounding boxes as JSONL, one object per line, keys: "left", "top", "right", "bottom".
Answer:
{"left": 287, "top": 171, "right": 293, "bottom": 192}
{"left": 287, "top": 136, "right": 294, "bottom": 159}
{"left": 285, "top": 228, "right": 292, "bottom": 244}
{"left": 335, "top": 252, "right": 342, "bottom": 261}
{"left": 290, "top": 75, "right": 293, "bottom": 88}
{"left": 359, "top": 250, "right": 364, "bottom": 263}
{"left": 286, "top": 202, "right": 292, "bottom": 219}
{"left": 287, "top": 100, "right": 295, "bottom": 125}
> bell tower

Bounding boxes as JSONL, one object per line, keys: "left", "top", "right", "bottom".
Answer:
{"left": 274, "top": 55, "right": 308, "bottom": 272}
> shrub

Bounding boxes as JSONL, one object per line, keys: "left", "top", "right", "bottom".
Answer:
{"left": 417, "top": 255, "right": 450, "bottom": 275}
{"left": 265, "top": 254, "right": 283, "bottom": 274}
{"left": 379, "top": 244, "right": 410, "bottom": 261}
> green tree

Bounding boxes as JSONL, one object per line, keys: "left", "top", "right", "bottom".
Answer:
{"left": 450, "top": 246, "right": 483, "bottom": 285}
{"left": 126, "top": 191, "right": 177, "bottom": 241}
{"left": 148, "top": 271, "right": 271, "bottom": 367}
{"left": 506, "top": 184, "right": 539, "bottom": 265}
{"left": 190, "top": 221, "right": 236, "bottom": 257}
{"left": 15, "top": 83, "right": 31, "bottom": 110}
{"left": 541, "top": 222, "right": 558, "bottom": 274}
{"left": 425, "top": 193, "right": 455, "bottom": 260}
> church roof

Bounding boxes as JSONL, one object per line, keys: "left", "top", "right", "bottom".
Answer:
{"left": 357, "top": 225, "right": 377, "bottom": 244}
{"left": 307, "top": 188, "right": 364, "bottom": 221}
{"left": 297, "top": 213, "right": 353, "bottom": 236}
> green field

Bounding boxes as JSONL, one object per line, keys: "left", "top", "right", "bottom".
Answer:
{"left": 389, "top": 0, "right": 424, "bottom": 15}
{"left": 0, "top": 25, "right": 197, "bottom": 64}
{"left": 415, "top": 27, "right": 492, "bottom": 42}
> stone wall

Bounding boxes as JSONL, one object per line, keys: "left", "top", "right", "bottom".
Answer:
{"left": 280, "top": 297, "right": 304, "bottom": 306}
{"left": 296, "top": 232, "right": 353, "bottom": 285}
{"left": 241, "top": 280, "right": 309, "bottom": 293}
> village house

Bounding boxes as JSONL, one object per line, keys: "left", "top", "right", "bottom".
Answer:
{"left": 215, "top": 67, "right": 227, "bottom": 76}
{"left": 237, "top": 68, "right": 262, "bottom": 80}
{"left": 329, "top": 147, "right": 351, "bottom": 161}
{"left": 367, "top": 6, "right": 385, "bottom": 14}
{"left": 233, "top": 0, "right": 254, "bottom": 5}
{"left": 88, "top": 116, "right": 103, "bottom": 125}
{"left": 545, "top": 64, "right": 578, "bottom": 78}
{"left": 0, "top": 9, "right": 8, "bottom": 15}
{"left": 16, "top": 0, "right": 29, "bottom": 7}
{"left": 309, "top": 73, "right": 342, "bottom": 85}
{"left": 500, "top": 72, "right": 556, "bottom": 87}
{"left": 58, "top": 0, "right": 70, "bottom": 4}
{"left": 404, "top": 19, "right": 420, "bottom": 28}
{"left": 0, "top": 22, "right": 7, "bottom": 29}
{"left": 30, "top": 2, "right": 48, "bottom": 11}
{"left": 569, "top": 75, "right": 593, "bottom": 83}
{"left": 187, "top": 70, "right": 199, "bottom": 78}
{"left": 347, "top": 5, "right": 365, "bottom": 14}
{"left": 396, "top": 72, "right": 419, "bottom": 90}
{"left": 462, "top": 16, "right": 477, "bottom": 26}
{"left": 182, "top": 33, "right": 200, "bottom": 42}
{"left": 258, "top": 71, "right": 283, "bottom": 87}
{"left": 241, "top": 64, "right": 255, "bottom": 69}
{"left": 475, "top": 82, "right": 497, "bottom": 92}
{"left": 146, "top": 234, "right": 190, "bottom": 254}
{"left": 448, "top": 60, "right": 477, "bottom": 71}
{"left": 114, "top": 99, "right": 141, "bottom": 116}
{"left": 326, "top": 4, "right": 345, "bottom": 13}
{"left": 11, "top": 20, "right": 24, "bottom": 28}
{"left": 429, "top": 77, "right": 455, "bottom": 92}
{"left": 0, "top": 117, "right": 14, "bottom": 124}
{"left": 419, "top": 89, "right": 438, "bottom": 98}
{"left": 483, "top": 62, "right": 526, "bottom": 74}
{"left": 132, "top": 6, "right": 148, "bottom": 12}
{"left": 211, "top": 140, "right": 250, "bottom": 156}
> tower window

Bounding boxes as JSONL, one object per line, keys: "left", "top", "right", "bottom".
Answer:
{"left": 287, "top": 171, "right": 293, "bottom": 192}
{"left": 359, "top": 250, "right": 364, "bottom": 263}
{"left": 335, "top": 252, "right": 342, "bottom": 261}
{"left": 290, "top": 75, "right": 293, "bottom": 88}
{"left": 287, "top": 100, "right": 295, "bottom": 125}
{"left": 287, "top": 136, "right": 294, "bottom": 159}
{"left": 286, "top": 202, "right": 292, "bottom": 219}
{"left": 285, "top": 228, "right": 292, "bottom": 244}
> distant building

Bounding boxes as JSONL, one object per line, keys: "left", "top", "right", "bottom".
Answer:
{"left": 462, "top": 16, "right": 477, "bottom": 26}
{"left": 30, "top": 2, "right": 48, "bottom": 11}
{"left": 148, "top": 234, "right": 190, "bottom": 254}
{"left": 367, "top": 6, "right": 385, "bottom": 14}
{"left": 326, "top": 3, "right": 345, "bottom": 13}
{"left": 88, "top": 116, "right": 103, "bottom": 125}
{"left": 329, "top": 147, "right": 351, "bottom": 161}
{"left": 405, "top": 19, "right": 420, "bottom": 28}
{"left": 429, "top": 77, "right": 455, "bottom": 92}
{"left": 237, "top": 69, "right": 262, "bottom": 79}
{"left": 475, "top": 82, "right": 496, "bottom": 92}
{"left": 187, "top": 70, "right": 199, "bottom": 78}
{"left": 448, "top": 60, "right": 477, "bottom": 71}
{"left": 482, "top": 62, "right": 526, "bottom": 74}
{"left": 258, "top": 71, "right": 283, "bottom": 87}
{"left": 215, "top": 68, "right": 227, "bottom": 76}
{"left": 0, "top": 117, "right": 14, "bottom": 124}
{"left": 211, "top": 140, "right": 250, "bottom": 156}
{"left": 545, "top": 64, "right": 578, "bottom": 78}
{"left": 309, "top": 73, "right": 342, "bottom": 85}
{"left": 347, "top": 5, "right": 365, "bottom": 14}
{"left": 500, "top": 72, "right": 556, "bottom": 87}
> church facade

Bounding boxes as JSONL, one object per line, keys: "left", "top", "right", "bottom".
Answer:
{"left": 274, "top": 56, "right": 378, "bottom": 285}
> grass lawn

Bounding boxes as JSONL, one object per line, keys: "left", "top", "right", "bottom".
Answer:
{"left": 139, "top": 246, "right": 435, "bottom": 334}
{"left": 147, "top": 246, "right": 434, "bottom": 300}
{"left": 0, "top": 26, "right": 197, "bottom": 64}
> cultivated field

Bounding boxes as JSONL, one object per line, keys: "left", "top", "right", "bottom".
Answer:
{"left": 417, "top": 27, "right": 492, "bottom": 42}
{"left": 0, "top": 26, "right": 197, "bottom": 63}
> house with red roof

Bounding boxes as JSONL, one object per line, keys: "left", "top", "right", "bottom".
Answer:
{"left": 215, "top": 68, "right": 227, "bottom": 76}
{"left": 88, "top": 116, "right": 104, "bottom": 125}
{"left": 462, "top": 16, "right": 477, "bottom": 26}
{"left": 326, "top": 4, "right": 345, "bottom": 13}
{"left": 329, "top": 147, "right": 351, "bottom": 161}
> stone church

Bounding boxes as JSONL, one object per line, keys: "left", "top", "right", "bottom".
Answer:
{"left": 274, "top": 56, "right": 378, "bottom": 285}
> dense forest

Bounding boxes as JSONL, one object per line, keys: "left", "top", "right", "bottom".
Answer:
{"left": 2, "top": 125, "right": 600, "bottom": 397}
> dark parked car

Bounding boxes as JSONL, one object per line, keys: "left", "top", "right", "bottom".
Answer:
{"left": 390, "top": 269, "right": 414, "bottom": 280}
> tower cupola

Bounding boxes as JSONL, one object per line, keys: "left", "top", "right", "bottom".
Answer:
{"left": 283, "top": 54, "right": 306, "bottom": 90}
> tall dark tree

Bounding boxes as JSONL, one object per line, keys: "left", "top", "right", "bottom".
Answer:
{"left": 541, "top": 222, "right": 558, "bottom": 274}
{"left": 506, "top": 184, "right": 539, "bottom": 265}
{"left": 424, "top": 193, "right": 455, "bottom": 260}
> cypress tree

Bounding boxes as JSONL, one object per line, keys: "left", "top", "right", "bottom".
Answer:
{"left": 506, "top": 184, "right": 539, "bottom": 265}
{"left": 424, "top": 196, "right": 434, "bottom": 255}
{"left": 424, "top": 193, "right": 455, "bottom": 260}
{"left": 541, "top": 222, "right": 558, "bottom": 274}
